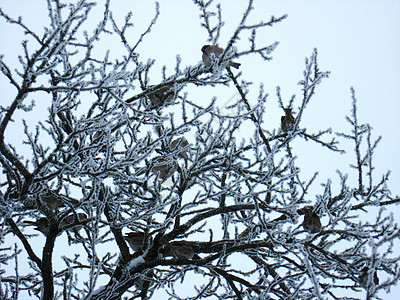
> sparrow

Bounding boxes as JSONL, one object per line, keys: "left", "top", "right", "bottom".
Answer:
{"left": 359, "top": 266, "right": 379, "bottom": 288}
{"left": 59, "top": 212, "right": 88, "bottom": 233}
{"left": 40, "top": 192, "right": 80, "bottom": 210}
{"left": 24, "top": 217, "right": 51, "bottom": 235}
{"left": 169, "top": 241, "right": 195, "bottom": 260}
{"left": 297, "top": 206, "right": 321, "bottom": 233}
{"left": 151, "top": 157, "right": 178, "bottom": 180}
{"left": 40, "top": 193, "right": 65, "bottom": 209}
{"left": 281, "top": 108, "right": 295, "bottom": 132}
{"left": 170, "top": 137, "right": 190, "bottom": 159}
{"left": 146, "top": 86, "right": 175, "bottom": 108}
{"left": 124, "top": 232, "right": 153, "bottom": 252}
{"left": 201, "top": 45, "right": 241, "bottom": 70}
{"left": 24, "top": 213, "right": 87, "bottom": 236}
{"left": 159, "top": 238, "right": 197, "bottom": 260}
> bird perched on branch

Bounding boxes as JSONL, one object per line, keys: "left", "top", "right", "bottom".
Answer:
{"left": 171, "top": 137, "right": 190, "bottom": 159}
{"left": 201, "top": 45, "right": 241, "bottom": 70}
{"left": 159, "top": 238, "right": 199, "bottom": 260}
{"left": 40, "top": 192, "right": 79, "bottom": 210}
{"left": 281, "top": 108, "right": 295, "bottom": 132}
{"left": 60, "top": 212, "right": 87, "bottom": 231}
{"left": 40, "top": 193, "right": 65, "bottom": 209}
{"left": 151, "top": 157, "right": 178, "bottom": 180}
{"left": 155, "top": 137, "right": 190, "bottom": 160}
{"left": 297, "top": 206, "right": 321, "bottom": 233}
{"left": 124, "top": 232, "right": 153, "bottom": 252}
{"left": 146, "top": 86, "right": 176, "bottom": 108}
{"left": 359, "top": 266, "right": 379, "bottom": 288}
{"left": 169, "top": 241, "right": 195, "bottom": 260}
{"left": 24, "top": 213, "right": 87, "bottom": 236}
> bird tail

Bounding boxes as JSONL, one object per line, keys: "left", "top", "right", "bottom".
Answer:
{"left": 230, "top": 61, "right": 241, "bottom": 69}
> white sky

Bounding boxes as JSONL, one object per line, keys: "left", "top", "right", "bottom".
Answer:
{"left": 1, "top": 0, "right": 399, "bottom": 299}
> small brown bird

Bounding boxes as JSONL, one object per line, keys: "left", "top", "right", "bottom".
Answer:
{"left": 170, "top": 137, "right": 190, "bottom": 159}
{"left": 124, "top": 232, "right": 153, "bottom": 252}
{"left": 169, "top": 241, "right": 195, "bottom": 260}
{"left": 24, "top": 213, "right": 87, "bottom": 236}
{"left": 297, "top": 206, "right": 321, "bottom": 233}
{"left": 59, "top": 212, "right": 87, "bottom": 232}
{"left": 40, "top": 192, "right": 79, "bottom": 209}
{"left": 359, "top": 266, "right": 379, "bottom": 288}
{"left": 159, "top": 238, "right": 197, "bottom": 260}
{"left": 24, "top": 217, "right": 51, "bottom": 235}
{"left": 201, "top": 45, "right": 241, "bottom": 70}
{"left": 151, "top": 157, "right": 178, "bottom": 180}
{"left": 40, "top": 193, "right": 65, "bottom": 209}
{"left": 146, "top": 86, "right": 175, "bottom": 108}
{"left": 281, "top": 108, "right": 295, "bottom": 132}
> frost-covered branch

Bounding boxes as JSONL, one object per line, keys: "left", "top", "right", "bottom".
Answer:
{"left": 0, "top": 0, "right": 398, "bottom": 299}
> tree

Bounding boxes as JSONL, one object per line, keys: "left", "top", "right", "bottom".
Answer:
{"left": 1, "top": 0, "right": 399, "bottom": 299}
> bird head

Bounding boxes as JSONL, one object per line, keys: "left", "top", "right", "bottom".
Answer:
{"left": 201, "top": 45, "right": 210, "bottom": 53}
{"left": 297, "top": 206, "right": 314, "bottom": 215}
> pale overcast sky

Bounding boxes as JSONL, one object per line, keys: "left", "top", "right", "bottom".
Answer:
{"left": 1, "top": 0, "right": 399, "bottom": 299}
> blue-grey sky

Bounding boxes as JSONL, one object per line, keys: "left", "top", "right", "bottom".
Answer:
{"left": 1, "top": 0, "right": 399, "bottom": 299}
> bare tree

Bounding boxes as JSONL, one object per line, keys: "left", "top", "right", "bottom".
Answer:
{"left": 1, "top": 0, "right": 399, "bottom": 299}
